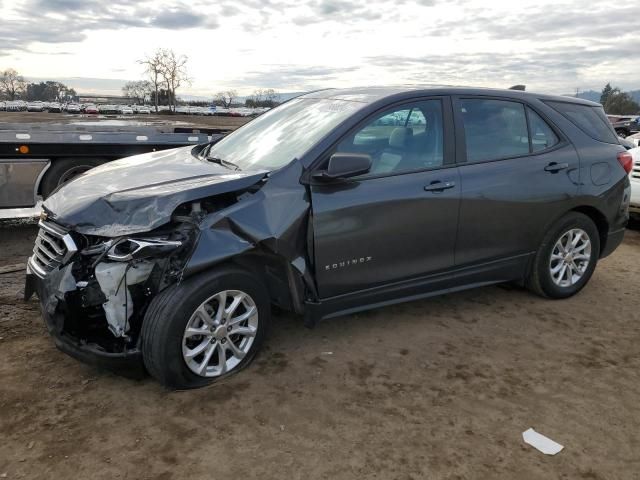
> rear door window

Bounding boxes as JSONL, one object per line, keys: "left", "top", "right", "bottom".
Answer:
{"left": 460, "top": 99, "right": 529, "bottom": 162}
{"left": 527, "top": 107, "right": 559, "bottom": 152}
{"left": 545, "top": 101, "right": 618, "bottom": 144}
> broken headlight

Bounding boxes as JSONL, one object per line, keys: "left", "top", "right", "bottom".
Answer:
{"left": 107, "top": 238, "right": 182, "bottom": 261}
{"left": 80, "top": 237, "right": 182, "bottom": 261}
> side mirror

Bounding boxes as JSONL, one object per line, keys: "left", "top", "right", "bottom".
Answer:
{"left": 314, "top": 153, "right": 372, "bottom": 180}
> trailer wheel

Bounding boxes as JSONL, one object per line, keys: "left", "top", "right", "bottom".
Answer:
{"left": 40, "top": 158, "right": 104, "bottom": 198}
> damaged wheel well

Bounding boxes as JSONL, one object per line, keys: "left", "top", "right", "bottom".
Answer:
{"left": 183, "top": 252, "right": 308, "bottom": 315}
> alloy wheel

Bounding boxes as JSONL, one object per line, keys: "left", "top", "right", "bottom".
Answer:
{"left": 182, "top": 290, "right": 259, "bottom": 377}
{"left": 549, "top": 228, "right": 592, "bottom": 288}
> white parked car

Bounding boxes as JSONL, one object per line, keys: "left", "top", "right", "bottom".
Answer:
{"left": 133, "top": 105, "right": 150, "bottom": 114}
{"left": 121, "top": 106, "right": 134, "bottom": 115}
{"left": 5, "top": 101, "right": 23, "bottom": 111}
{"left": 66, "top": 104, "right": 81, "bottom": 113}
{"left": 629, "top": 147, "right": 640, "bottom": 218}
{"left": 27, "top": 101, "right": 45, "bottom": 112}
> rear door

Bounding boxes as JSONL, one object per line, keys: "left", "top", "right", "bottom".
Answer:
{"left": 453, "top": 96, "right": 580, "bottom": 267}
{"left": 310, "top": 97, "right": 460, "bottom": 298}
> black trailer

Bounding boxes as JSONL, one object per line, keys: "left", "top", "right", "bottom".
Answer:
{"left": 0, "top": 122, "right": 230, "bottom": 219}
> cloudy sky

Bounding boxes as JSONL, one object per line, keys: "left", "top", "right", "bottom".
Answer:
{"left": 1, "top": 0, "right": 638, "bottom": 97}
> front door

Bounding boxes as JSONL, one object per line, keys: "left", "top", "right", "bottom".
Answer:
{"left": 310, "top": 98, "right": 460, "bottom": 298}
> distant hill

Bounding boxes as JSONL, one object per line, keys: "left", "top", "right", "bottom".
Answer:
{"left": 565, "top": 89, "right": 640, "bottom": 104}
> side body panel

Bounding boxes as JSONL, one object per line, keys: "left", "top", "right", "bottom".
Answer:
{"left": 311, "top": 168, "right": 460, "bottom": 298}
{"left": 453, "top": 96, "right": 581, "bottom": 269}
{"left": 538, "top": 101, "right": 630, "bottom": 243}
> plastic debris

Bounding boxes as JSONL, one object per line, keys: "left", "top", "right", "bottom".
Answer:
{"left": 522, "top": 428, "right": 564, "bottom": 455}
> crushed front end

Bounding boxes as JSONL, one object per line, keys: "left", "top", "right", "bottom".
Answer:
{"left": 25, "top": 217, "right": 196, "bottom": 375}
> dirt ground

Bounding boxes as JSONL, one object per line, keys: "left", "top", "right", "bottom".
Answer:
{"left": 1, "top": 221, "right": 639, "bottom": 480}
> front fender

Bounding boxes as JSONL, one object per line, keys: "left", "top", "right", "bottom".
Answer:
{"left": 181, "top": 160, "right": 315, "bottom": 295}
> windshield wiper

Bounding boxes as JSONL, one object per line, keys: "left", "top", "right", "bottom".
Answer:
{"left": 207, "top": 156, "right": 241, "bottom": 171}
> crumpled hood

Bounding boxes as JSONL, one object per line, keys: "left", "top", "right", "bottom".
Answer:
{"left": 44, "top": 146, "right": 268, "bottom": 236}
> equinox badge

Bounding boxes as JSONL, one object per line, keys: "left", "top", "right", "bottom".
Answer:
{"left": 325, "top": 256, "right": 372, "bottom": 271}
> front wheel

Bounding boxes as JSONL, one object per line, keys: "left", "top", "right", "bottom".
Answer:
{"left": 141, "top": 267, "right": 270, "bottom": 389}
{"left": 527, "top": 212, "right": 600, "bottom": 299}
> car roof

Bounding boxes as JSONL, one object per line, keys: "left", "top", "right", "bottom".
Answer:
{"left": 300, "top": 86, "right": 601, "bottom": 107}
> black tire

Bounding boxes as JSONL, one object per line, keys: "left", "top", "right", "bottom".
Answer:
{"left": 40, "top": 158, "right": 104, "bottom": 198}
{"left": 527, "top": 212, "right": 600, "bottom": 299}
{"left": 141, "top": 266, "right": 270, "bottom": 389}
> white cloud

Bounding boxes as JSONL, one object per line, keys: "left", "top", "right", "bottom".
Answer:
{"left": 0, "top": 0, "right": 638, "bottom": 96}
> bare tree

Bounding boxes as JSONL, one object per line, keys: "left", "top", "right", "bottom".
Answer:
{"left": 216, "top": 90, "right": 238, "bottom": 108}
{"left": 251, "top": 88, "right": 265, "bottom": 103}
{"left": 138, "top": 50, "right": 165, "bottom": 112}
{"left": 159, "top": 50, "right": 190, "bottom": 112}
{"left": 0, "top": 68, "right": 27, "bottom": 100}
{"left": 264, "top": 88, "right": 280, "bottom": 104}
{"left": 122, "top": 80, "right": 153, "bottom": 104}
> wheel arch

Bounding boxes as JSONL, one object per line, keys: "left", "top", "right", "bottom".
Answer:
{"left": 569, "top": 205, "right": 609, "bottom": 257}
{"left": 181, "top": 249, "right": 308, "bottom": 315}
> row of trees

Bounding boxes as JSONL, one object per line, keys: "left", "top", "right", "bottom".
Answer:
{"left": 600, "top": 84, "right": 639, "bottom": 115}
{"left": 1, "top": 69, "right": 77, "bottom": 101}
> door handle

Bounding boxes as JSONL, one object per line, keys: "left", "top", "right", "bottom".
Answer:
{"left": 544, "top": 162, "right": 569, "bottom": 173}
{"left": 424, "top": 181, "right": 456, "bottom": 192}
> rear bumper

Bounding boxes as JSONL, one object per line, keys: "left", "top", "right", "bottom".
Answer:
{"left": 600, "top": 228, "right": 626, "bottom": 259}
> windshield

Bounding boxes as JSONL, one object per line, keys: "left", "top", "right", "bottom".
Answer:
{"left": 205, "top": 97, "right": 363, "bottom": 171}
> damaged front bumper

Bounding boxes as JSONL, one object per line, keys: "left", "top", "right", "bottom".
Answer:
{"left": 26, "top": 264, "right": 146, "bottom": 376}
{"left": 25, "top": 219, "right": 188, "bottom": 375}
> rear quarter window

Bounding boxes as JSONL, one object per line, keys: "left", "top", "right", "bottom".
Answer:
{"left": 545, "top": 101, "right": 619, "bottom": 144}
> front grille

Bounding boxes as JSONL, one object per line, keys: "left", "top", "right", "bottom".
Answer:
{"left": 28, "top": 220, "right": 78, "bottom": 278}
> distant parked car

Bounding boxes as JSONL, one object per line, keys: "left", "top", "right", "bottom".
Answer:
{"left": 121, "top": 106, "right": 134, "bottom": 115}
{"left": 629, "top": 147, "right": 640, "bottom": 219}
{"left": 136, "top": 106, "right": 151, "bottom": 114}
{"left": 84, "top": 104, "right": 99, "bottom": 114}
{"left": 0, "top": 101, "right": 6, "bottom": 111}
{"left": 66, "top": 104, "right": 81, "bottom": 113}
{"left": 27, "top": 101, "right": 45, "bottom": 112}
{"left": 98, "top": 104, "right": 119, "bottom": 114}
{"left": 5, "top": 101, "right": 24, "bottom": 112}
{"left": 48, "top": 102, "right": 62, "bottom": 113}
{"left": 608, "top": 114, "right": 640, "bottom": 138}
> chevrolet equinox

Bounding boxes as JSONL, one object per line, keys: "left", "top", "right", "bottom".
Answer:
{"left": 26, "top": 87, "right": 632, "bottom": 389}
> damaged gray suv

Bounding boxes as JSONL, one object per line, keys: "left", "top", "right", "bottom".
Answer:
{"left": 26, "top": 87, "right": 632, "bottom": 389}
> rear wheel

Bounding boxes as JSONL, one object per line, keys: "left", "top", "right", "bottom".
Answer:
{"left": 527, "top": 212, "right": 600, "bottom": 299}
{"left": 141, "top": 267, "right": 270, "bottom": 389}
{"left": 40, "top": 158, "right": 104, "bottom": 198}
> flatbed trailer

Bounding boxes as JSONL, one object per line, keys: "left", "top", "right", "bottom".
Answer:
{"left": 0, "top": 122, "right": 230, "bottom": 219}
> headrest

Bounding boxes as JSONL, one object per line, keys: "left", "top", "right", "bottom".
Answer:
{"left": 389, "top": 127, "right": 411, "bottom": 148}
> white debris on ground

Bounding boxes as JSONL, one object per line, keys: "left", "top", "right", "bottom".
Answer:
{"left": 522, "top": 428, "right": 564, "bottom": 455}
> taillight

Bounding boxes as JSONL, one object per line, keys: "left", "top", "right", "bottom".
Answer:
{"left": 617, "top": 151, "right": 633, "bottom": 174}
